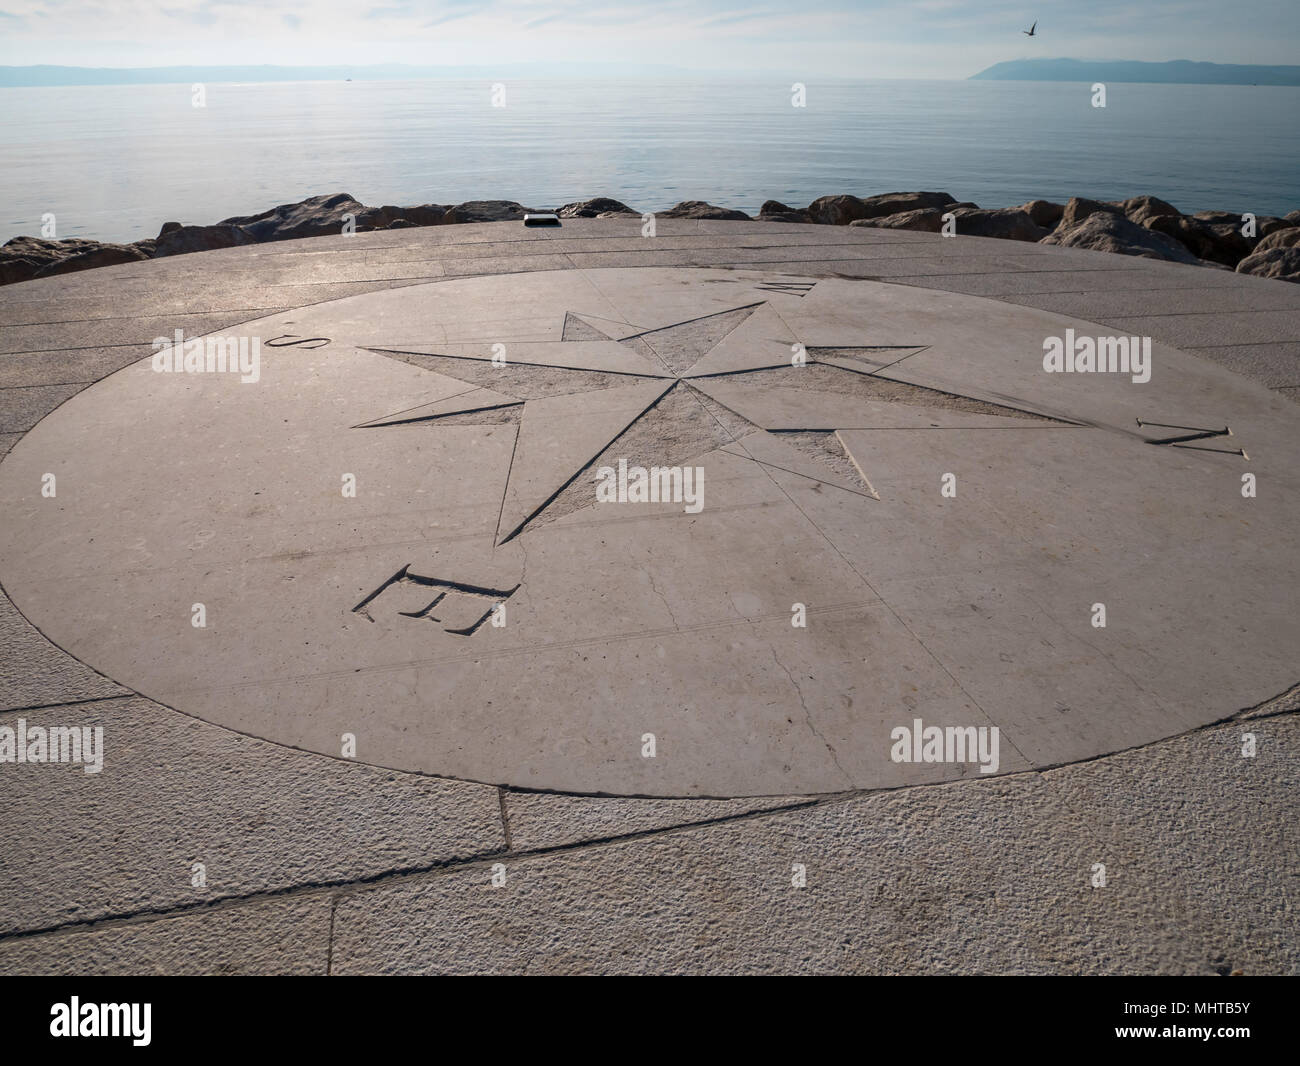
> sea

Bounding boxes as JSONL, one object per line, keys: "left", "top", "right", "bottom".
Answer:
{"left": 2, "top": 77, "right": 1297, "bottom": 244}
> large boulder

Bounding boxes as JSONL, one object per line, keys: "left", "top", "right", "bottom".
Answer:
{"left": 1252, "top": 227, "right": 1300, "bottom": 254}
{"left": 556, "top": 197, "right": 638, "bottom": 218}
{"left": 0, "top": 236, "right": 98, "bottom": 284}
{"left": 1147, "top": 215, "right": 1252, "bottom": 267}
{"left": 806, "top": 191, "right": 955, "bottom": 226}
{"left": 152, "top": 223, "right": 257, "bottom": 258}
{"left": 32, "top": 242, "right": 150, "bottom": 278}
{"left": 1058, "top": 197, "right": 1124, "bottom": 230}
{"left": 1042, "top": 211, "right": 1200, "bottom": 264}
{"left": 948, "top": 207, "right": 1048, "bottom": 242}
{"left": 1122, "top": 195, "right": 1180, "bottom": 227}
{"left": 1287, "top": 210, "right": 1300, "bottom": 224}
{"left": 758, "top": 200, "right": 810, "bottom": 223}
{"left": 1236, "top": 247, "right": 1300, "bottom": 282}
{"left": 445, "top": 200, "right": 535, "bottom": 223}
{"left": 1258, "top": 215, "right": 1296, "bottom": 237}
{"left": 660, "top": 200, "right": 751, "bottom": 221}
{"left": 1019, "top": 199, "right": 1065, "bottom": 228}
{"left": 1191, "top": 210, "right": 1244, "bottom": 227}
{"left": 849, "top": 207, "right": 947, "bottom": 232}
{"left": 358, "top": 203, "right": 449, "bottom": 228}
{"left": 220, "top": 192, "right": 368, "bottom": 241}
{"left": 1188, "top": 209, "right": 1294, "bottom": 234}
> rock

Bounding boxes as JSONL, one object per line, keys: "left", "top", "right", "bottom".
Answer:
{"left": 1191, "top": 210, "right": 1242, "bottom": 227}
{"left": 445, "top": 200, "right": 534, "bottom": 223}
{"left": 1058, "top": 197, "right": 1123, "bottom": 230}
{"left": 1252, "top": 227, "right": 1300, "bottom": 254}
{"left": 357, "top": 204, "right": 449, "bottom": 229}
{"left": 32, "top": 242, "right": 150, "bottom": 279}
{"left": 660, "top": 200, "right": 752, "bottom": 221}
{"left": 1041, "top": 211, "right": 1200, "bottom": 265}
{"left": 0, "top": 236, "right": 114, "bottom": 285}
{"left": 849, "top": 207, "right": 947, "bottom": 232}
{"left": 1147, "top": 216, "right": 1251, "bottom": 267}
{"left": 1019, "top": 199, "right": 1064, "bottom": 228}
{"left": 1287, "top": 210, "right": 1300, "bottom": 224}
{"left": 806, "top": 191, "right": 955, "bottom": 226}
{"left": 948, "top": 207, "right": 1048, "bottom": 242}
{"left": 556, "top": 198, "right": 638, "bottom": 218}
{"left": 397, "top": 204, "right": 449, "bottom": 227}
{"left": 1184, "top": 211, "right": 1291, "bottom": 244}
{"left": 152, "top": 223, "right": 257, "bottom": 258}
{"left": 220, "top": 192, "right": 367, "bottom": 241}
{"left": 1235, "top": 246, "right": 1300, "bottom": 282}
{"left": 157, "top": 221, "right": 183, "bottom": 239}
{"left": 758, "top": 200, "right": 810, "bottom": 223}
{"left": 1122, "top": 195, "right": 1180, "bottom": 226}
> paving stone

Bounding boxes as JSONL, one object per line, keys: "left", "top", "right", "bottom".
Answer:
{"left": 0, "top": 588, "right": 129, "bottom": 711}
{"left": 1003, "top": 286, "right": 1300, "bottom": 318}
{"left": 0, "top": 344, "right": 152, "bottom": 389}
{"left": 1102, "top": 309, "right": 1300, "bottom": 348}
{"left": 331, "top": 714, "right": 1299, "bottom": 975}
{"left": 0, "top": 696, "right": 503, "bottom": 935}
{"left": 503, "top": 792, "right": 812, "bottom": 851}
{"left": 0, "top": 382, "right": 90, "bottom": 432}
{"left": 1180, "top": 342, "right": 1300, "bottom": 388}
{"left": 0, "top": 895, "right": 331, "bottom": 976}
{"left": 0, "top": 311, "right": 280, "bottom": 356}
{"left": 895, "top": 267, "right": 1240, "bottom": 296}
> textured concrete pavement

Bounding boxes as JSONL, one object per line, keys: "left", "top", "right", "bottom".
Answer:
{"left": 0, "top": 219, "right": 1296, "bottom": 974}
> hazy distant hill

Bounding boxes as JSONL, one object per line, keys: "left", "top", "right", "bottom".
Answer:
{"left": 971, "top": 58, "right": 1300, "bottom": 86}
{"left": 0, "top": 62, "right": 697, "bottom": 87}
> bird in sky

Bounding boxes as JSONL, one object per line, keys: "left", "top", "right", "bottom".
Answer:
{"left": 1023, "top": 20, "right": 1037, "bottom": 36}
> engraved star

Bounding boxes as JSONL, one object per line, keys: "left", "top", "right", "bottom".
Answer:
{"left": 358, "top": 301, "right": 1056, "bottom": 544}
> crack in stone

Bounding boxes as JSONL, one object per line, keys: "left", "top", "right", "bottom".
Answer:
{"left": 768, "top": 645, "right": 855, "bottom": 789}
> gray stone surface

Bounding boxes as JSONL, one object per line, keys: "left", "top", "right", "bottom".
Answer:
{"left": 0, "top": 382, "right": 89, "bottom": 433}
{"left": 329, "top": 714, "right": 1299, "bottom": 975}
{"left": 0, "top": 219, "right": 1296, "bottom": 973}
{"left": 0, "top": 695, "right": 503, "bottom": 936}
{"left": 0, "top": 895, "right": 332, "bottom": 976}
{"left": 503, "top": 791, "right": 811, "bottom": 852}
{"left": 0, "top": 344, "right": 154, "bottom": 389}
{"left": 7, "top": 266, "right": 1294, "bottom": 796}
{"left": 0, "top": 589, "right": 128, "bottom": 711}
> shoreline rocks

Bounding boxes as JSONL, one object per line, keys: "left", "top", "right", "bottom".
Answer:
{"left": 3, "top": 190, "right": 1297, "bottom": 286}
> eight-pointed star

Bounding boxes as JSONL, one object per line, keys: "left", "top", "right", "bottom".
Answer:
{"left": 358, "top": 301, "right": 1054, "bottom": 543}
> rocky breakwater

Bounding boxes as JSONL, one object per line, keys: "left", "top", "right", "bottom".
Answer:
{"left": 3, "top": 190, "right": 1297, "bottom": 285}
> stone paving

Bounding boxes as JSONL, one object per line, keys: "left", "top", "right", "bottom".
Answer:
{"left": 0, "top": 220, "right": 1296, "bottom": 974}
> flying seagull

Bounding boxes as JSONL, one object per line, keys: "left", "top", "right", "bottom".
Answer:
{"left": 1023, "top": 20, "right": 1037, "bottom": 36}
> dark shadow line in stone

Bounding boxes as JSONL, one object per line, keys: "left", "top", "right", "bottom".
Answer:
{"left": 496, "top": 381, "right": 675, "bottom": 545}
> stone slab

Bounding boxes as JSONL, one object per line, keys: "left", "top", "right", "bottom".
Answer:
{"left": 0, "top": 588, "right": 129, "bottom": 711}
{"left": 0, "top": 895, "right": 332, "bottom": 976}
{"left": 0, "top": 695, "right": 503, "bottom": 935}
{"left": 329, "top": 714, "right": 1299, "bottom": 975}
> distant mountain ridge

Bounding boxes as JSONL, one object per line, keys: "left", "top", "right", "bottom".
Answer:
{"left": 971, "top": 59, "right": 1300, "bottom": 85}
{"left": 0, "top": 62, "right": 699, "bottom": 87}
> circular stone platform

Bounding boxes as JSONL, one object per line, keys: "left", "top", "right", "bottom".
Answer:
{"left": 1, "top": 267, "right": 1296, "bottom": 796}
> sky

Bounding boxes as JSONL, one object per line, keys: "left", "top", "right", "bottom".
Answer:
{"left": 0, "top": 0, "right": 1297, "bottom": 79}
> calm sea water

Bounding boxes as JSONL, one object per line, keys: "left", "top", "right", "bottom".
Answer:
{"left": 2, "top": 78, "right": 1297, "bottom": 244}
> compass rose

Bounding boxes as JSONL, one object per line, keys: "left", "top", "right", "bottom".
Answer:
{"left": 358, "top": 300, "right": 1057, "bottom": 544}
